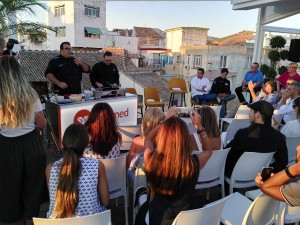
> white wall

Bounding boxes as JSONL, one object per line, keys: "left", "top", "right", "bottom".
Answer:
{"left": 113, "top": 36, "right": 139, "bottom": 53}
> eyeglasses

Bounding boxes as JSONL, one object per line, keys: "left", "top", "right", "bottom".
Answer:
{"left": 251, "top": 66, "right": 258, "bottom": 69}
{"left": 287, "top": 82, "right": 292, "bottom": 85}
{"left": 293, "top": 105, "right": 298, "bottom": 109}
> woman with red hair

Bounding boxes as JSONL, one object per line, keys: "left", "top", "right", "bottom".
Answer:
{"left": 84, "top": 102, "right": 121, "bottom": 158}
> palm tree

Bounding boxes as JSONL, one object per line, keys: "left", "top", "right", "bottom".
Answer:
{"left": 0, "top": 0, "right": 52, "bottom": 42}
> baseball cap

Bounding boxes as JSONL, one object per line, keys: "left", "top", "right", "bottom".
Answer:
{"left": 247, "top": 100, "right": 274, "bottom": 117}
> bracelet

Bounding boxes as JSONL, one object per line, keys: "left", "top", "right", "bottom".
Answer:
{"left": 285, "top": 167, "right": 295, "bottom": 179}
{"left": 197, "top": 128, "right": 205, "bottom": 134}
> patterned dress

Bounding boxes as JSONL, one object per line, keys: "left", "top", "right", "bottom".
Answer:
{"left": 84, "top": 139, "right": 121, "bottom": 159}
{"left": 47, "top": 157, "right": 106, "bottom": 218}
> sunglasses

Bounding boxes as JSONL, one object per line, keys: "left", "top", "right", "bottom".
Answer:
{"left": 287, "top": 82, "right": 292, "bottom": 85}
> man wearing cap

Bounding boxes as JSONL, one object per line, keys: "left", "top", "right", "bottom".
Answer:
{"left": 225, "top": 100, "right": 288, "bottom": 178}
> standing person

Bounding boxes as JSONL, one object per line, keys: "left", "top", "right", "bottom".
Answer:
{"left": 235, "top": 62, "right": 264, "bottom": 104}
{"left": 84, "top": 102, "right": 121, "bottom": 159}
{"left": 211, "top": 68, "right": 236, "bottom": 117}
{"left": 45, "top": 41, "right": 90, "bottom": 95}
{"left": 191, "top": 68, "right": 217, "bottom": 105}
{"left": 0, "top": 37, "right": 20, "bottom": 59}
{"left": 255, "top": 144, "right": 300, "bottom": 206}
{"left": 46, "top": 124, "right": 109, "bottom": 218}
{"left": 0, "top": 56, "right": 47, "bottom": 225}
{"left": 90, "top": 51, "right": 120, "bottom": 88}
{"left": 276, "top": 63, "right": 300, "bottom": 92}
{"left": 225, "top": 101, "right": 288, "bottom": 178}
{"left": 248, "top": 80, "right": 277, "bottom": 104}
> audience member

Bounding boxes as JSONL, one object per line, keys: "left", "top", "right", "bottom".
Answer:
{"left": 235, "top": 62, "right": 264, "bottom": 104}
{"left": 45, "top": 41, "right": 90, "bottom": 95}
{"left": 225, "top": 101, "right": 288, "bottom": 178}
{"left": 248, "top": 80, "right": 277, "bottom": 104}
{"left": 46, "top": 124, "right": 109, "bottom": 218}
{"left": 280, "top": 97, "right": 300, "bottom": 137}
{"left": 90, "top": 51, "right": 120, "bottom": 88}
{"left": 256, "top": 144, "right": 300, "bottom": 206}
{"left": 273, "top": 82, "right": 300, "bottom": 125}
{"left": 196, "top": 106, "right": 221, "bottom": 150}
{"left": 276, "top": 63, "right": 300, "bottom": 92}
{"left": 275, "top": 77, "right": 298, "bottom": 104}
{"left": 191, "top": 68, "right": 217, "bottom": 105}
{"left": 211, "top": 68, "right": 236, "bottom": 117}
{"left": 127, "top": 108, "right": 165, "bottom": 168}
{"left": 0, "top": 56, "right": 47, "bottom": 225}
{"left": 134, "top": 110, "right": 212, "bottom": 225}
{"left": 84, "top": 102, "right": 121, "bottom": 158}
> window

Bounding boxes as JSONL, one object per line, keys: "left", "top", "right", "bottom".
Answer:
{"left": 194, "top": 55, "right": 202, "bottom": 67}
{"left": 246, "top": 56, "right": 253, "bottom": 68}
{"left": 220, "top": 55, "right": 227, "bottom": 68}
{"left": 84, "top": 27, "right": 102, "bottom": 39}
{"left": 54, "top": 5, "right": 65, "bottom": 16}
{"left": 55, "top": 26, "right": 66, "bottom": 37}
{"left": 84, "top": 5, "right": 100, "bottom": 17}
{"left": 176, "top": 55, "right": 181, "bottom": 63}
{"left": 187, "top": 55, "right": 190, "bottom": 65}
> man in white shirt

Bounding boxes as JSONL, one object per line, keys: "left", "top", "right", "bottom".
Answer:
{"left": 191, "top": 68, "right": 217, "bottom": 105}
{"left": 274, "top": 82, "right": 300, "bottom": 124}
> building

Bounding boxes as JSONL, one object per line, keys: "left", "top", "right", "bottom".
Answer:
{"left": 46, "top": 1, "right": 109, "bottom": 50}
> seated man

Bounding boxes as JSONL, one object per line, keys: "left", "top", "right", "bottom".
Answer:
{"left": 211, "top": 68, "right": 236, "bottom": 117}
{"left": 225, "top": 101, "right": 288, "bottom": 178}
{"left": 235, "top": 62, "right": 264, "bottom": 104}
{"left": 248, "top": 80, "right": 277, "bottom": 104}
{"left": 191, "top": 68, "right": 217, "bottom": 105}
{"left": 273, "top": 82, "right": 300, "bottom": 125}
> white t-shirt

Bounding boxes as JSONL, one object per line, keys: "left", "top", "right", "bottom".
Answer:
{"left": 280, "top": 119, "right": 300, "bottom": 137}
{"left": 191, "top": 76, "right": 211, "bottom": 97}
{"left": 0, "top": 99, "right": 43, "bottom": 137}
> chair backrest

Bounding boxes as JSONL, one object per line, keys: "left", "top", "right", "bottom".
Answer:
{"left": 242, "top": 193, "right": 280, "bottom": 225}
{"left": 210, "top": 105, "right": 222, "bottom": 125}
{"left": 172, "top": 195, "right": 230, "bottom": 225}
{"left": 33, "top": 210, "right": 111, "bottom": 225}
{"left": 133, "top": 157, "right": 146, "bottom": 203}
{"left": 144, "top": 87, "right": 161, "bottom": 103}
{"left": 231, "top": 152, "right": 274, "bottom": 182}
{"left": 224, "top": 119, "right": 250, "bottom": 145}
{"left": 101, "top": 155, "right": 127, "bottom": 199}
{"left": 118, "top": 125, "right": 142, "bottom": 150}
{"left": 169, "top": 78, "right": 187, "bottom": 91}
{"left": 285, "top": 136, "right": 300, "bottom": 164}
{"left": 195, "top": 148, "right": 230, "bottom": 189}
{"left": 234, "top": 105, "right": 250, "bottom": 119}
{"left": 125, "top": 87, "right": 137, "bottom": 95}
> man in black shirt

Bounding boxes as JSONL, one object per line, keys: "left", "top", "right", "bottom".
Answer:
{"left": 89, "top": 51, "right": 120, "bottom": 89}
{"left": 211, "top": 68, "right": 236, "bottom": 117}
{"left": 225, "top": 101, "right": 288, "bottom": 178}
{"left": 45, "top": 41, "right": 90, "bottom": 95}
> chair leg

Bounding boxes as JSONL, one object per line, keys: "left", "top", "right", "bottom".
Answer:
{"left": 140, "top": 108, "right": 143, "bottom": 117}
{"left": 162, "top": 106, "right": 164, "bottom": 112}
{"left": 183, "top": 94, "right": 186, "bottom": 107}
{"left": 168, "top": 94, "right": 173, "bottom": 108}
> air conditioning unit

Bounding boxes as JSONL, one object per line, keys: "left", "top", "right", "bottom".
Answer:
{"left": 185, "top": 65, "right": 190, "bottom": 70}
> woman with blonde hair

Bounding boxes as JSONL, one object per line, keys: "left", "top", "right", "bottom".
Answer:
{"left": 196, "top": 106, "right": 221, "bottom": 150}
{"left": 277, "top": 63, "right": 300, "bottom": 91}
{"left": 127, "top": 108, "right": 166, "bottom": 167}
{"left": 0, "top": 56, "right": 47, "bottom": 225}
{"left": 135, "top": 109, "right": 212, "bottom": 225}
{"left": 46, "top": 124, "right": 109, "bottom": 218}
{"left": 84, "top": 102, "right": 121, "bottom": 158}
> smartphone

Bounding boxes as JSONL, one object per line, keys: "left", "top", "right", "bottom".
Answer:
{"left": 261, "top": 167, "right": 274, "bottom": 181}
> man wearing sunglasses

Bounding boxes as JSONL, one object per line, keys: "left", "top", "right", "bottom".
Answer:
{"left": 90, "top": 51, "right": 120, "bottom": 89}
{"left": 45, "top": 42, "right": 90, "bottom": 95}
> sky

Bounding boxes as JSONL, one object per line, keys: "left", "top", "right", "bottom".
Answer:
{"left": 27, "top": 1, "right": 300, "bottom": 38}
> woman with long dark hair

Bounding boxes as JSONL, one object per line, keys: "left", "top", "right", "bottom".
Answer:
{"left": 84, "top": 102, "right": 121, "bottom": 158}
{"left": 46, "top": 124, "right": 109, "bottom": 218}
{"left": 0, "top": 56, "right": 47, "bottom": 225}
{"left": 136, "top": 109, "right": 212, "bottom": 225}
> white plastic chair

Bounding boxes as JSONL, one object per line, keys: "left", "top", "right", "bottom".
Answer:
{"left": 286, "top": 136, "right": 300, "bottom": 165}
{"left": 33, "top": 210, "right": 111, "bottom": 225}
{"left": 220, "top": 105, "right": 250, "bottom": 131}
{"left": 223, "top": 119, "right": 250, "bottom": 146}
{"left": 172, "top": 195, "right": 230, "bottom": 225}
{"left": 210, "top": 105, "right": 222, "bottom": 125}
{"left": 221, "top": 192, "right": 280, "bottom": 225}
{"left": 225, "top": 151, "right": 274, "bottom": 194}
{"left": 132, "top": 157, "right": 146, "bottom": 223}
{"left": 195, "top": 148, "right": 230, "bottom": 198}
{"left": 101, "top": 155, "right": 128, "bottom": 225}
{"left": 118, "top": 125, "right": 142, "bottom": 151}
{"left": 280, "top": 203, "right": 300, "bottom": 225}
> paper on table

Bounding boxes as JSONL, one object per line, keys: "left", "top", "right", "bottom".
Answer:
{"left": 172, "top": 87, "right": 181, "bottom": 91}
